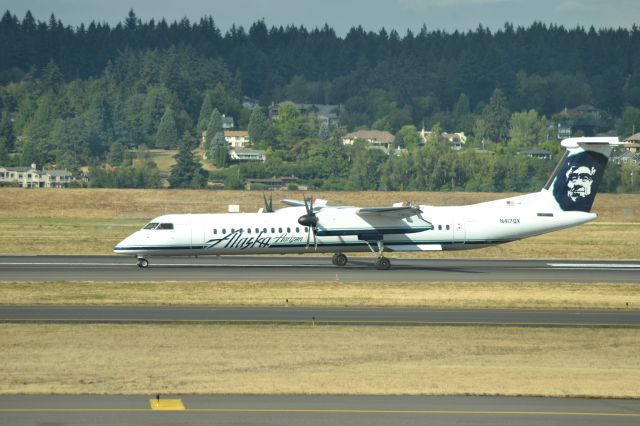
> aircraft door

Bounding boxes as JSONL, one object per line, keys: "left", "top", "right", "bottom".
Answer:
{"left": 190, "top": 221, "right": 205, "bottom": 249}
{"left": 453, "top": 220, "right": 466, "bottom": 243}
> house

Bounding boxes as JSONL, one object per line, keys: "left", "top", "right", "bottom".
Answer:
{"left": 555, "top": 104, "right": 610, "bottom": 136}
{"left": 242, "top": 97, "right": 259, "bottom": 110}
{"left": 557, "top": 122, "right": 572, "bottom": 140}
{"left": 518, "top": 149, "right": 552, "bottom": 160}
{"left": 224, "top": 130, "right": 251, "bottom": 148}
{"left": 0, "top": 163, "right": 75, "bottom": 188}
{"left": 245, "top": 176, "right": 301, "bottom": 190}
{"left": 611, "top": 150, "right": 639, "bottom": 165}
{"left": 420, "top": 129, "right": 467, "bottom": 150}
{"left": 229, "top": 148, "right": 266, "bottom": 162}
{"left": 342, "top": 130, "right": 395, "bottom": 153}
{"left": 221, "top": 114, "right": 234, "bottom": 129}
{"left": 623, "top": 133, "right": 640, "bottom": 153}
{"left": 560, "top": 104, "right": 603, "bottom": 120}
{"left": 269, "top": 102, "right": 341, "bottom": 128}
{"left": 442, "top": 132, "right": 467, "bottom": 150}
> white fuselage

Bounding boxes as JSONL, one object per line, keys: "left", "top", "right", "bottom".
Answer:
{"left": 114, "top": 189, "right": 596, "bottom": 257}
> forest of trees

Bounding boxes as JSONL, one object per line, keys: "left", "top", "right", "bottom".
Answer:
{"left": 0, "top": 9, "right": 639, "bottom": 192}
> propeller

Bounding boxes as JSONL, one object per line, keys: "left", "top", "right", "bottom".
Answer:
{"left": 298, "top": 195, "right": 318, "bottom": 250}
{"left": 263, "top": 192, "right": 274, "bottom": 213}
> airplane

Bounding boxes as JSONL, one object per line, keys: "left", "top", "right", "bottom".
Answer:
{"left": 114, "top": 137, "right": 624, "bottom": 269}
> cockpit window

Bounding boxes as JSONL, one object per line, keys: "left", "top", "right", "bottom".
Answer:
{"left": 143, "top": 222, "right": 159, "bottom": 230}
{"left": 157, "top": 223, "right": 174, "bottom": 230}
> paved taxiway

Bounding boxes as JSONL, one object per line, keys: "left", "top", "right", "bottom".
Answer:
{"left": 1, "top": 255, "right": 640, "bottom": 282}
{"left": 2, "top": 305, "right": 639, "bottom": 327}
{"left": 1, "top": 395, "right": 639, "bottom": 426}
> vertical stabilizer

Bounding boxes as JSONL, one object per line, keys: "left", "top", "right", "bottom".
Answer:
{"left": 544, "top": 137, "right": 621, "bottom": 212}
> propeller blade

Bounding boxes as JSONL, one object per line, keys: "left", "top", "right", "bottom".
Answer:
{"left": 303, "top": 194, "right": 310, "bottom": 214}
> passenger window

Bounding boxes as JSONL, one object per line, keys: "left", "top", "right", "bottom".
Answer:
{"left": 305, "top": 227, "right": 308, "bottom": 232}
{"left": 271, "top": 228, "right": 275, "bottom": 233}
{"left": 446, "top": 225, "right": 450, "bottom": 230}
{"left": 231, "top": 228, "right": 235, "bottom": 233}
{"left": 438, "top": 225, "right": 442, "bottom": 231}
{"left": 296, "top": 227, "right": 300, "bottom": 233}
{"left": 213, "top": 229, "right": 217, "bottom": 235}
{"left": 222, "top": 228, "right": 226, "bottom": 234}
{"left": 278, "top": 227, "right": 282, "bottom": 233}
{"left": 287, "top": 227, "right": 291, "bottom": 233}
{"left": 247, "top": 228, "right": 251, "bottom": 234}
{"left": 255, "top": 228, "right": 259, "bottom": 233}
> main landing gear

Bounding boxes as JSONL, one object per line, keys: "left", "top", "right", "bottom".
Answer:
{"left": 136, "top": 256, "right": 149, "bottom": 268}
{"left": 332, "top": 252, "right": 348, "bottom": 267}
{"left": 367, "top": 240, "right": 391, "bottom": 270}
{"left": 332, "top": 242, "right": 391, "bottom": 270}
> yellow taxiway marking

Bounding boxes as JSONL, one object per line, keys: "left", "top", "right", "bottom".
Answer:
{"left": 149, "top": 399, "right": 185, "bottom": 411}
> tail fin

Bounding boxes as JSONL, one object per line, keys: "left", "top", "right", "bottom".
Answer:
{"left": 544, "top": 137, "right": 622, "bottom": 212}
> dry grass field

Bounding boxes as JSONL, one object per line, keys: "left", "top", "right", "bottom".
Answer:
{"left": 0, "top": 188, "right": 638, "bottom": 258}
{"left": 2, "top": 281, "right": 639, "bottom": 310}
{"left": 1, "top": 189, "right": 638, "bottom": 399}
{"left": 2, "top": 323, "right": 638, "bottom": 397}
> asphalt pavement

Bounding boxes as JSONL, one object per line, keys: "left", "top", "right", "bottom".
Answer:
{"left": 2, "top": 305, "right": 639, "bottom": 327}
{"left": 1, "top": 255, "right": 639, "bottom": 282}
{"left": 1, "top": 395, "right": 639, "bottom": 426}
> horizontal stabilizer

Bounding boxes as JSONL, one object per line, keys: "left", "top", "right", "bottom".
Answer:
{"left": 560, "top": 137, "right": 621, "bottom": 150}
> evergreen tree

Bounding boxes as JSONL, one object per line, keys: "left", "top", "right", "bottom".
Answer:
{"left": 155, "top": 106, "right": 178, "bottom": 148}
{"left": 107, "top": 141, "right": 125, "bottom": 165}
{"left": 616, "top": 106, "right": 640, "bottom": 139}
{"left": 209, "top": 130, "right": 228, "bottom": 168}
{"left": 318, "top": 122, "right": 330, "bottom": 140}
{"left": 196, "top": 93, "right": 214, "bottom": 135}
{"left": 0, "top": 111, "right": 15, "bottom": 151}
{"left": 481, "top": 89, "right": 511, "bottom": 143}
{"left": 168, "top": 140, "right": 207, "bottom": 188}
{"left": 205, "top": 108, "right": 222, "bottom": 150}
{"left": 452, "top": 93, "right": 473, "bottom": 133}
{"left": 248, "top": 107, "right": 269, "bottom": 146}
{"left": 0, "top": 138, "right": 10, "bottom": 165}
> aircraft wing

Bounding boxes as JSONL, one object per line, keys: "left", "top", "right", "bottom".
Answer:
{"left": 281, "top": 198, "right": 329, "bottom": 209}
{"left": 357, "top": 206, "right": 423, "bottom": 219}
{"left": 281, "top": 199, "right": 306, "bottom": 207}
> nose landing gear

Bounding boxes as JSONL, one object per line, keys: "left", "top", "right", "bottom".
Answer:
{"left": 136, "top": 257, "right": 149, "bottom": 268}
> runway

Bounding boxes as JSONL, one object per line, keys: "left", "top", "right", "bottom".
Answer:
{"left": 1, "top": 255, "right": 640, "bottom": 282}
{"left": 1, "top": 395, "right": 639, "bottom": 425}
{"left": 2, "top": 305, "right": 639, "bottom": 327}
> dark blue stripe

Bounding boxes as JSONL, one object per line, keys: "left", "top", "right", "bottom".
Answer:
{"left": 116, "top": 239, "right": 511, "bottom": 251}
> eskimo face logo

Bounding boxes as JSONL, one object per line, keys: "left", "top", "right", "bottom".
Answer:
{"left": 566, "top": 165, "right": 596, "bottom": 201}
{"left": 552, "top": 150, "right": 608, "bottom": 212}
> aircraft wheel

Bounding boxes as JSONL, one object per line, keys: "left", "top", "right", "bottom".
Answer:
{"left": 332, "top": 253, "right": 348, "bottom": 267}
{"left": 137, "top": 258, "right": 149, "bottom": 268}
{"left": 375, "top": 256, "right": 391, "bottom": 270}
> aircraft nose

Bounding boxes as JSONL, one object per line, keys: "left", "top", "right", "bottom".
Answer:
{"left": 114, "top": 232, "right": 137, "bottom": 253}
